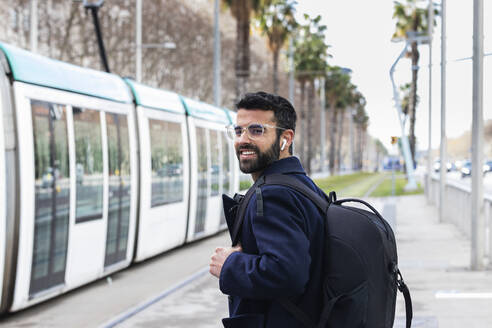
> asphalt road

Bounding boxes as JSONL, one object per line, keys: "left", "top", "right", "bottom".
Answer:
{"left": 430, "top": 170, "right": 492, "bottom": 196}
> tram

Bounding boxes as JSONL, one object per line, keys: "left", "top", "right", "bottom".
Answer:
{"left": 0, "top": 42, "right": 240, "bottom": 314}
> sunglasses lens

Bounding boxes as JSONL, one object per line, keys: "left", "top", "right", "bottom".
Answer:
{"left": 248, "top": 124, "right": 264, "bottom": 138}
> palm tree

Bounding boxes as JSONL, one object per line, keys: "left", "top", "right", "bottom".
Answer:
{"left": 392, "top": 0, "right": 436, "bottom": 165}
{"left": 293, "top": 14, "right": 329, "bottom": 174}
{"left": 257, "top": 0, "right": 297, "bottom": 94}
{"left": 353, "top": 103, "right": 369, "bottom": 170}
{"left": 223, "top": 0, "right": 265, "bottom": 104}
{"left": 335, "top": 84, "right": 357, "bottom": 172}
{"left": 324, "top": 65, "right": 351, "bottom": 175}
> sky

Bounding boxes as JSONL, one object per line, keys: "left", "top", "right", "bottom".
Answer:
{"left": 295, "top": 0, "right": 492, "bottom": 152}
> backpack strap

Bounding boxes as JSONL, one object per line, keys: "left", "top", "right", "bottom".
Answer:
{"left": 263, "top": 174, "right": 330, "bottom": 213}
{"left": 396, "top": 269, "right": 413, "bottom": 328}
{"left": 230, "top": 175, "right": 265, "bottom": 246}
{"left": 278, "top": 299, "right": 316, "bottom": 328}
{"left": 262, "top": 174, "right": 332, "bottom": 328}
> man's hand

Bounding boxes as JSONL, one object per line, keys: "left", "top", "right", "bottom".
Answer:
{"left": 209, "top": 245, "right": 242, "bottom": 278}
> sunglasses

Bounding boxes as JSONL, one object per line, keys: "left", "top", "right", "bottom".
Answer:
{"left": 225, "top": 123, "right": 286, "bottom": 140}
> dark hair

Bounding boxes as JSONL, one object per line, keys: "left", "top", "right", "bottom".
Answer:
{"left": 236, "top": 91, "right": 296, "bottom": 131}
{"left": 235, "top": 92, "right": 296, "bottom": 154}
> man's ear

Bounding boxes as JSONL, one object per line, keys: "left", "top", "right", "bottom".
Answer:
{"left": 280, "top": 130, "right": 294, "bottom": 150}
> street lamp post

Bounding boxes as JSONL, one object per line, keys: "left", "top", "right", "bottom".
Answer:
{"left": 471, "top": 0, "right": 484, "bottom": 271}
{"left": 426, "top": 0, "right": 433, "bottom": 204}
{"left": 390, "top": 34, "right": 428, "bottom": 190}
{"left": 136, "top": 0, "right": 142, "bottom": 82}
{"left": 30, "top": 0, "right": 38, "bottom": 53}
{"left": 134, "top": 0, "right": 176, "bottom": 83}
{"left": 439, "top": 0, "right": 447, "bottom": 223}
{"left": 213, "top": 0, "right": 221, "bottom": 107}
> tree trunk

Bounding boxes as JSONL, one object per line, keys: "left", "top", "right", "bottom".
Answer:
{"left": 336, "top": 109, "right": 345, "bottom": 173}
{"left": 328, "top": 101, "right": 337, "bottom": 175}
{"left": 272, "top": 49, "right": 279, "bottom": 94}
{"left": 234, "top": 1, "right": 251, "bottom": 105}
{"left": 409, "top": 41, "right": 419, "bottom": 166}
{"left": 299, "top": 80, "right": 306, "bottom": 167}
{"left": 306, "top": 80, "right": 314, "bottom": 175}
{"left": 356, "top": 124, "right": 362, "bottom": 170}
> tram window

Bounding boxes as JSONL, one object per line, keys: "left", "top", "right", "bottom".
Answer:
{"left": 105, "top": 113, "right": 131, "bottom": 266}
{"left": 221, "top": 132, "right": 231, "bottom": 194}
{"left": 194, "top": 127, "right": 208, "bottom": 234}
{"left": 149, "top": 119, "right": 184, "bottom": 207}
{"left": 210, "top": 130, "right": 220, "bottom": 196}
{"left": 30, "top": 100, "right": 70, "bottom": 294}
{"left": 73, "top": 107, "right": 103, "bottom": 223}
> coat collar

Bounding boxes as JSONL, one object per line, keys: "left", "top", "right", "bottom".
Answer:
{"left": 260, "top": 156, "right": 306, "bottom": 177}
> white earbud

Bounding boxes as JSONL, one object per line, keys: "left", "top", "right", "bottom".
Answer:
{"left": 281, "top": 139, "right": 287, "bottom": 151}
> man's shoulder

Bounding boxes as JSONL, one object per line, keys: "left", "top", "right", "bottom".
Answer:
{"left": 246, "top": 173, "right": 325, "bottom": 210}
{"left": 260, "top": 173, "right": 322, "bottom": 195}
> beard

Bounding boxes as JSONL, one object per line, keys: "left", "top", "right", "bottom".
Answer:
{"left": 236, "top": 136, "right": 281, "bottom": 174}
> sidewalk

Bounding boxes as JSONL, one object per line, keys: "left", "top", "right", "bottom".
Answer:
{"left": 117, "top": 195, "right": 492, "bottom": 327}
{"left": 393, "top": 194, "right": 492, "bottom": 328}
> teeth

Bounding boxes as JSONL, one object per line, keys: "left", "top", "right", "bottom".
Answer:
{"left": 242, "top": 151, "right": 255, "bottom": 155}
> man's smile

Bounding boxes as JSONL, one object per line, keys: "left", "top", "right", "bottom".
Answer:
{"left": 239, "top": 149, "right": 257, "bottom": 160}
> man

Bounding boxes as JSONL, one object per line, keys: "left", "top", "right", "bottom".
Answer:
{"left": 210, "top": 92, "right": 326, "bottom": 328}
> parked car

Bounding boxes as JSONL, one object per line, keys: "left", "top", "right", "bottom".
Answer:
{"left": 483, "top": 160, "right": 492, "bottom": 174}
{"left": 461, "top": 161, "right": 472, "bottom": 178}
{"left": 433, "top": 159, "right": 453, "bottom": 172}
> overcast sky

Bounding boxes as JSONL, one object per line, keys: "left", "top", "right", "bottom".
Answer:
{"left": 295, "top": 0, "right": 492, "bottom": 152}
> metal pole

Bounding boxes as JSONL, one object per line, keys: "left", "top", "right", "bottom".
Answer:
{"left": 30, "top": 0, "right": 38, "bottom": 53}
{"left": 88, "top": 6, "right": 110, "bottom": 73}
{"left": 320, "top": 77, "right": 326, "bottom": 172}
{"left": 471, "top": 0, "right": 484, "bottom": 270}
{"left": 136, "top": 0, "right": 142, "bottom": 82}
{"left": 439, "top": 0, "right": 447, "bottom": 223}
{"left": 427, "top": 0, "right": 433, "bottom": 203}
{"left": 390, "top": 41, "right": 418, "bottom": 190}
{"left": 288, "top": 37, "right": 294, "bottom": 105}
{"left": 213, "top": 0, "right": 221, "bottom": 107}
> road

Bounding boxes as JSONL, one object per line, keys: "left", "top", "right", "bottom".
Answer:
{"left": 428, "top": 170, "right": 492, "bottom": 196}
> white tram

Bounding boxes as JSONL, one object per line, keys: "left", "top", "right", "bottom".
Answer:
{"left": 0, "top": 43, "right": 239, "bottom": 314}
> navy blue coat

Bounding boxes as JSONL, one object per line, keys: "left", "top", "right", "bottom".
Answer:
{"left": 220, "top": 157, "right": 326, "bottom": 328}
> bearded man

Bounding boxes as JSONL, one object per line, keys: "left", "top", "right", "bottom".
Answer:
{"left": 209, "top": 92, "right": 327, "bottom": 328}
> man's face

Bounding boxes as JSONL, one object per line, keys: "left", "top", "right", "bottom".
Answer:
{"left": 234, "top": 109, "right": 281, "bottom": 175}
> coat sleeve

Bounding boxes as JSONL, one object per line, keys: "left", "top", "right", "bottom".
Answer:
{"left": 219, "top": 187, "right": 311, "bottom": 300}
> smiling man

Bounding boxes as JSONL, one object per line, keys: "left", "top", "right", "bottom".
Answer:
{"left": 209, "top": 92, "right": 327, "bottom": 328}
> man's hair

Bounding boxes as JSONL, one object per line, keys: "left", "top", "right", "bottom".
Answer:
{"left": 235, "top": 91, "right": 297, "bottom": 134}
{"left": 235, "top": 92, "right": 296, "bottom": 154}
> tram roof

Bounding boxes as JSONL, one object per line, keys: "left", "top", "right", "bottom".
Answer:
{"left": 0, "top": 42, "right": 132, "bottom": 104}
{"left": 124, "top": 79, "right": 185, "bottom": 114}
{"left": 224, "top": 108, "right": 237, "bottom": 124}
{"left": 180, "top": 97, "right": 231, "bottom": 124}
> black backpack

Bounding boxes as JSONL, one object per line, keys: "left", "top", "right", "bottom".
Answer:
{"left": 230, "top": 173, "right": 412, "bottom": 328}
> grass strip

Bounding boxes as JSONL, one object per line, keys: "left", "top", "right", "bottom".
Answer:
{"left": 369, "top": 176, "right": 424, "bottom": 197}
{"left": 314, "top": 172, "right": 382, "bottom": 197}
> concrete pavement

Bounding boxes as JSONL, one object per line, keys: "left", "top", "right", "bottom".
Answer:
{"left": 117, "top": 194, "right": 492, "bottom": 327}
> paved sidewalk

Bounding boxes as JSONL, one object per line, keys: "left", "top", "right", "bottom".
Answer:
{"left": 393, "top": 195, "right": 492, "bottom": 328}
{"left": 118, "top": 195, "right": 492, "bottom": 327}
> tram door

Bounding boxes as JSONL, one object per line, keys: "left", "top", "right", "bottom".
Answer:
{"left": 30, "top": 101, "right": 70, "bottom": 295}
{"left": 194, "top": 127, "right": 208, "bottom": 235}
{"left": 104, "top": 113, "right": 131, "bottom": 267}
